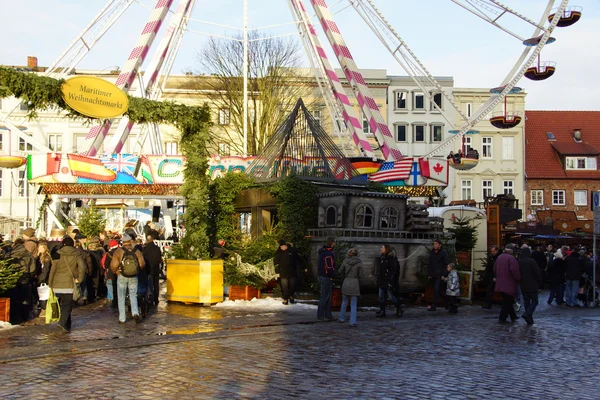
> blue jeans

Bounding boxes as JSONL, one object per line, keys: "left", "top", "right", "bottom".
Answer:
{"left": 548, "top": 282, "right": 565, "bottom": 304}
{"left": 565, "top": 279, "right": 580, "bottom": 306}
{"left": 338, "top": 295, "right": 358, "bottom": 325}
{"left": 117, "top": 275, "right": 139, "bottom": 322}
{"left": 106, "top": 279, "right": 113, "bottom": 302}
{"left": 378, "top": 287, "right": 399, "bottom": 306}
{"left": 317, "top": 276, "right": 333, "bottom": 319}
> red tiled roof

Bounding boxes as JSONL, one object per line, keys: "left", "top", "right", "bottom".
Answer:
{"left": 550, "top": 142, "right": 600, "bottom": 156}
{"left": 525, "top": 111, "right": 600, "bottom": 179}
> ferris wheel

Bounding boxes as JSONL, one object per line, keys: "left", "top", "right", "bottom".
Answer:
{"left": 0, "top": 0, "right": 582, "bottom": 171}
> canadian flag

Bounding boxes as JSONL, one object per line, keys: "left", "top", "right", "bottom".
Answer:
{"left": 419, "top": 158, "right": 448, "bottom": 185}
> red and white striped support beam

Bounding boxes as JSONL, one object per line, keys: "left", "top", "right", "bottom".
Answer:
{"left": 309, "top": 0, "right": 402, "bottom": 161}
{"left": 85, "top": 0, "right": 174, "bottom": 156}
{"left": 292, "top": 0, "right": 375, "bottom": 159}
{"left": 109, "top": 0, "right": 195, "bottom": 155}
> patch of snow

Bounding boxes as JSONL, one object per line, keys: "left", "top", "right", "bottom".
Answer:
{"left": 0, "top": 321, "right": 15, "bottom": 329}
{"left": 214, "top": 297, "right": 316, "bottom": 312}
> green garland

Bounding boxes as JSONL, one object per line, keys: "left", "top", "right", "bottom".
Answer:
{"left": 35, "top": 195, "right": 52, "bottom": 232}
{"left": 0, "top": 67, "right": 209, "bottom": 134}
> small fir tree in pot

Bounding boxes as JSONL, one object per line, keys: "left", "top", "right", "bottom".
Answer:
{"left": 446, "top": 216, "right": 478, "bottom": 269}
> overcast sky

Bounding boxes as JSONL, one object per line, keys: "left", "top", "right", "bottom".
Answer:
{"left": 1, "top": 0, "right": 598, "bottom": 110}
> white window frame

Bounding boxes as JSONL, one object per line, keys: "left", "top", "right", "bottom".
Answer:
{"left": 312, "top": 109, "right": 322, "bottom": 126}
{"left": 395, "top": 91, "right": 407, "bottom": 110}
{"left": 461, "top": 180, "right": 472, "bottom": 200}
{"left": 482, "top": 137, "right": 492, "bottom": 159}
{"left": 164, "top": 141, "right": 179, "bottom": 155}
{"left": 574, "top": 190, "right": 588, "bottom": 206}
{"left": 464, "top": 136, "right": 473, "bottom": 153}
{"left": 380, "top": 206, "right": 399, "bottom": 230}
{"left": 565, "top": 156, "right": 597, "bottom": 170}
{"left": 430, "top": 124, "right": 443, "bottom": 143}
{"left": 430, "top": 92, "right": 442, "bottom": 111}
{"left": 413, "top": 124, "right": 425, "bottom": 142}
{"left": 531, "top": 190, "right": 544, "bottom": 206}
{"left": 502, "top": 136, "right": 514, "bottom": 160}
{"left": 413, "top": 91, "right": 425, "bottom": 111}
{"left": 552, "top": 190, "right": 566, "bottom": 206}
{"left": 503, "top": 180, "right": 514, "bottom": 195}
{"left": 48, "top": 134, "right": 63, "bottom": 152}
{"left": 482, "top": 180, "right": 493, "bottom": 200}
{"left": 18, "top": 169, "right": 29, "bottom": 198}
{"left": 395, "top": 124, "right": 408, "bottom": 142}
{"left": 19, "top": 133, "right": 33, "bottom": 152}
{"left": 218, "top": 108, "right": 230, "bottom": 125}
{"left": 218, "top": 143, "right": 230, "bottom": 156}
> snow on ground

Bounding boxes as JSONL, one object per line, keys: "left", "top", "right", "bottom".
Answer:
{"left": 214, "top": 297, "right": 316, "bottom": 312}
{"left": 0, "top": 321, "right": 15, "bottom": 330}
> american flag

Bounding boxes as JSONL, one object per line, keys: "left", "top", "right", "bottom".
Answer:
{"left": 368, "top": 158, "right": 413, "bottom": 182}
{"left": 103, "top": 154, "right": 139, "bottom": 176}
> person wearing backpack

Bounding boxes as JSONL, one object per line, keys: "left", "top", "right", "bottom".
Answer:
{"left": 110, "top": 234, "right": 146, "bottom": 324}
{"left": 103, "top": 240, "right": 120, "bottom": 308}
{"left": 48, "top": 236, "right": 86, "bottom": 332}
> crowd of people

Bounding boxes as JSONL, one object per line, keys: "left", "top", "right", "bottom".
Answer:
{"left": 1, "top": 226, "right": 164, "bottom": 332}
{"left": 482, "top": 242, "right": 599, "bottom": 324}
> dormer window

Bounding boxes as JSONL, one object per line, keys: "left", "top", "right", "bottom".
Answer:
{"left": 565, "top": 156, "right": 597, "bottom": 170}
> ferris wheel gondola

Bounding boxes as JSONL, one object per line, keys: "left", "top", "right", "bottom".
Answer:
{"left": 548, "top": 6, "right": 582, "bottom": 27}
{"left": 0, "top": 125, "right": 27, "bottom": 169}
{"left": 447, "top": 130, "right": 479, "bottom": 171}
{"left": 489, "top": 86, "right": 523, "bottom": 129}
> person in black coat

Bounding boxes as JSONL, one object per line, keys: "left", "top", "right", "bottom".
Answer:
{"left": 564, "top": 248, "right": 584, "bottom": 307}
{"left": 142, "top": 235, "right": 163, "bottom": 306}
{"left": 483, "top": 245, "right": 500, "bottom": 309}
{"left": 274, "top": 239, "right": 299, "bottom": 305}
{"left": 372, "top": 244, "right": 402, "bottom": 318}
{"left": 428, "top": 239, "right": 450, "bottom": 311}
{"left": 518, "top": 247, "right": 541, "bottom": 324}
{"left": 531, "top": 246, "right": 547, "bottom": 289}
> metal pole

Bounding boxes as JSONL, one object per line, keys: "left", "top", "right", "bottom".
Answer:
{"left": 594, "top": 233, "right": 597, "bottom": 306}
{"left": 243, "top": 0, "right": 249, "bottom": 157}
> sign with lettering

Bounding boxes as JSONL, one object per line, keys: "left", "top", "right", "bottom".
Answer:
{"left": 61, "top": 76, "right": 129, "bottom": 119}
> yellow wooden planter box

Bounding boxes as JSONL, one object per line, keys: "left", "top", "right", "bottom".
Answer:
{"left": 166, "top": 259, "right": 223, "bottom": 304}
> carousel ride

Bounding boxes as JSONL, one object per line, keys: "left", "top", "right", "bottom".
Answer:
{"left": 0, "top": 0, "right": 584, "bottom": 184}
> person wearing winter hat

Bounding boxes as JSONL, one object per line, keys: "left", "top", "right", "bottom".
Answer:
{"left": 547, "top": 249, "right": 566, "bottom": 305}
{"left": 22, "top": 227, "right": 38, "bottom": 256}
{"left": 274, "top": 239, "right": 298, "bottom": 305}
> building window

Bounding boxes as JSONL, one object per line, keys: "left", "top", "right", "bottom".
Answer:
{"left": 164, "top": 141, "right": 179, "bottom": 155}
{"left": 503, "top": 180, "right": 514, "bottom": 195}
{"left": 482, "top": 180, "right": 493, "bottom": 200}
{"left": 464, "top": 136, "right": 473, "bottom": 153}
{"left": 531, "top": 190, "right": 543, "bottom": 206}
{"left": 413, "top": 92, "right": 425, "bottom": 110}
{"left": 430, "top": 92, "right": 442, "bottom": 111}
{"left": 380, "top": 206, "right": 398, "bottom": 229}
{"left": 218, "top": 108, "right": 230, "bottom": 125}
{"left": 430, "top": 125, "right": 443, "bottom": 143}
{"left": 325, "top": 206, "right": 337, "bottom": 226}
{"left": 574, "top": 190, "right": 588, "bottom": 206}
{"left": 48, "top": 134, "right": 62, "bottom": 152}
{"left": 354, "top": 204, "right": 374, "bottom": 228}
{"left": 552, "top": 190, "right": 565, "bottom": 206}
{"left": 565, "top": 157, "right": 597, "bottom": 170}
{"left": 465, "top": 103, "right": 472, "bottom": 118}
{"left": 312, "top": 109, "right": 322, "bottom": 126}
{"left": 482, "top": 137, "right": 492, "bottom": 158}
{"left": 413, "top": 124, "right": 425, "bottom": 142}
{"left": 461, "top": 180, "right": 472, "bottom": 200}
{"left": 19, "top": 134, "right": 33, "bottom": 152}
{"left": 396, "top": 125, "right": 407, "bottom": 142}
{"left": 502, "top": 136, "right": 514, "bottom": 160}
{"left": 362, "top": 114, "right": 373, "bottom": 135}
{"left": 18, "top": 170, "right": 29, "bottom": 197}
{"left": 218, "top": 143, "right": 230, "bottom": 156}
{"left": 395, "top": 91, "right": 407, "bottom": 110}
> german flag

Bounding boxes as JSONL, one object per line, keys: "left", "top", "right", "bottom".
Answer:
{"left": 350, "top": 157, "right": 382, "bottom": 175}
{"left": 67, "top": 154, "right": 116, "bottom": 182}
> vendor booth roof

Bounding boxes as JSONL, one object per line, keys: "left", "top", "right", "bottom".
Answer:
{"left": 245, "top": 98, "right": 360, "bottom": 182}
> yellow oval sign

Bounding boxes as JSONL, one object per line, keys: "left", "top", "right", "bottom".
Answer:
{"left": 61, "top": 76, "right": 129, "bottom": 119}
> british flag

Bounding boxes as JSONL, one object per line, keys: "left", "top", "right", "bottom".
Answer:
{"left": 102, "top": 154, "right": 139, "bottom": 176}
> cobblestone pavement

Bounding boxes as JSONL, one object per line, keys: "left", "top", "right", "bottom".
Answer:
{"left": 1, "top": 289, "right": 599, "bottom": 399}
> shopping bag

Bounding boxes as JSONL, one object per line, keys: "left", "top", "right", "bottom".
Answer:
{"left": 72, "top": 281, "right": 81, "bottom": 302}
{"left": 37, "top": 283, "right": 50, "bottom": 301}
{"left": 46, "top": 289, "right": 61, "bottom": 324}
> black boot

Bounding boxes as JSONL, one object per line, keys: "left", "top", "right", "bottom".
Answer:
{"left": 395, "top": 303, "right": 404, "bottom": 318}
{"left": 376, "top": 303, "right": 386, "bottom": 318}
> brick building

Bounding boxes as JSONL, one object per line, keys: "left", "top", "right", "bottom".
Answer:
{"left": 524, "top": 111, "right": 600, "bottom": 221}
